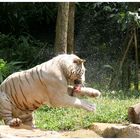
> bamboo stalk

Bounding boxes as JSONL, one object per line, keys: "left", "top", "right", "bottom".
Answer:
{"left": 119, "top": 34, "right": 133, "bottom": 71}
{"left": 109, "top": 33, "right": 133, "bottom": 90}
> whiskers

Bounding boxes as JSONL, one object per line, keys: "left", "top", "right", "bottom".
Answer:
{"left": 82, "top": 81, "right": 89, "bottom": 87}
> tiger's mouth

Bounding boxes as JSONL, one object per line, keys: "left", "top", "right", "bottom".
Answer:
{"left": 69, "top": 79, "right": 83, "bottom": 96}
{"left": 73, "top": 79, "right": 84, "bottom": 91}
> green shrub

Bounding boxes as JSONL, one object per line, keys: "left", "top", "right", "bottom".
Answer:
{"left": 0, "top": 59, "right": 23, "bottom": 83}
{"left": 0, "top": 33, "right": 49, "bottom": 69}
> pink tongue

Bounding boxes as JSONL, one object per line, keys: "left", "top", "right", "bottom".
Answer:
{"left": 74, "top": 84, "right": 81, "bottom": 92}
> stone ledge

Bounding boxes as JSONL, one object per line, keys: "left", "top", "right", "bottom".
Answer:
{"left": 90, "top": 123, "right": 140, "bottom": 138}
{"left": 1, "top": 123, "right": 140, "bottom": 138}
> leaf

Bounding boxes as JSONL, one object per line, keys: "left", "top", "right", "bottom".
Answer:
{"left": 9, "top": 61, "right": 26, "bottom": 65}
{"left": 0, "top": 71, "right": 3, "bottom": 83}
{"left": 103, "top": 65, "right": 114, "bottom": 71}
{"left": 103, "top": 6, "right": 112, "bottom": 12}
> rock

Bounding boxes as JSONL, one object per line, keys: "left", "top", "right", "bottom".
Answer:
{"left": 61, "top": 129, "right": 101, "bottom": 138}
{"left": 128, "top": 103, "right": 140, "bottom": 124}
{"left": 90, "top": 123, "right": 123, "bottom": 136}
{"left": 102, "top": 125, "right": 127, "bottom": 138}
{"left": 117, "top": 124, "right": 140, "bottom": 138}
{"left": 103, "top": 124, "right": 140, "bottom": 138}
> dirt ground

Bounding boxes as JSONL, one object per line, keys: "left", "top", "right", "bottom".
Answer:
{"left": 0, "top": 124, "right": 101, "bottom": 139}
{"left": 1, "top": 123, "right": 140, "bottom": 139}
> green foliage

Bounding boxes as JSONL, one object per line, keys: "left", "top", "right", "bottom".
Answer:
{"left": 34, "top": 91, "right": 140, "bottom": 131}
{"left": 0, "top": 3, "right": 57, "bottom": 35}
{"left": 0, "top": 33, "right": 49, "bottom": 68}
{"left": 0, "top": 59, "right": 23, "bottom": 83}
{"left": 0, "top": 59, "right": 8, "bottom": 82}
{"left": 76, "top": 2, "right": 128, "bottom": 50}
{"left": 116, "top": 11, "right": 140, "bottom": 31}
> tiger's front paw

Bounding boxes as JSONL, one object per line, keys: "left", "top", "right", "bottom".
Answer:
{"left": 85, "top": 103, "right": 96, "bottom": 112}
{"left": 9, "top": 118, "right": 22, "bottom": 127}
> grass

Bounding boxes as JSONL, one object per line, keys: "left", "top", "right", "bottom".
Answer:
{"left": 34, "top": 90, "right": 140, "bottom": 131}
{"left": 0, "top": 90, "right": 140, "bottom": 130}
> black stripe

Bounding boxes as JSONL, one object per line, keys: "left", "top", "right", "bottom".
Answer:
{"left": 30, "top": 69, "right": 35, "bottom": 80}
{"left": 3, "top": 84, "right": 6, "bottom": 92}
{"left": 2, "top": 106, "right": 11, "bottom": 112}
{"left": 25, "top": 72, "right": 30, "bottom": 85}
{"left": 11, "top": 79, "right": 24, "bottom": 108}
{"left": 19, "top": 84, "right": 31, "bottom": 111}
{"left": 6, "top": 85, "right": 16, "bottom": 107}
{"left": 1, "top": 112, "right": 11, "bottom": 115}
{"left": 37, "top": 65, "right": 48, "bottom": 89}
{"left": 11, "top": 78, "right": 24, "bottom": 109}
{"left": 36, "top": 67, "right": 44, "bottom": 85}
{"left": 14, "top": 94, "right": 23, "bottom": 108}
{"left": 22, "top": 100, "right": 29, "bottom": 110}
{"left": 69, "top": 72, "right": 73, "bottom": 79}
{"left": 5, "top": 98, "right": 10, "bottom": 102}
{"left": 77, "top": 69, "right": 81, "bottom": 74}
{"left": 5, "top": 83, "right": 8, "bottom": 93}
{"left": 19, "top": 84, "right": 30, "bottom": 110}
{"left": 40, "top": 64, "right": 44, "bottom": 79}
{"left": 35, "top": 100, "right": 41, "bottom": 105}
{"left": 9, "top": 82, "right": 25, "bottom": 111}
{"left": 19, "top": 84, "right": 28, "bottom": 103}
{"left": 38, "top": 66, "right": 48, "bottom": 89}
{"left": 7, "top": 83, "right": 21, "bottom": 110}
{"left": 11, "top": 78, "right": 18, "bottom": 95}
{"left": 45, "top": 63, "right": 47, "bottom": 71}
{"left": 10, "top": 93, "right": 19, "bottom": 107}
{"left": 32, "top": 104, "right": 38, "bottom": 110}
{"left": 19, "top": 73, "right": 24, "bottom": 85}
{"left": 1, "top": 114, "right": 12, "bottom": 117}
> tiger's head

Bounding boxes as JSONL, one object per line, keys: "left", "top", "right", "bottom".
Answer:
{"left": 60, "top": 54, "right": 86, "bottom": 85}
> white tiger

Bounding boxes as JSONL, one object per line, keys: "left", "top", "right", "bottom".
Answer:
{"left": 0, "top": 54, "right": 101, "bottom": 128}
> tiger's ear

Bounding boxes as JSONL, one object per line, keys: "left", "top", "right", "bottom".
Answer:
{"left": 73, "top": 58, "right": 86, "bottom": 64}
{"left": 81, "top": 59, "right": 86, "bottom": 63}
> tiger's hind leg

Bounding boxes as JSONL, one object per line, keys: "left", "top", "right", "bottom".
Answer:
{"left": 1, "top": 109, "right": 22, "bottom": 127}
{"left": 4, "top": 113, "right": 34, "bottom": 128}
{"left": 0, "top": 92, "right": 22, "bottom": 127}
{"left": 20, "top": 113, "right": 35, "bottom": 128}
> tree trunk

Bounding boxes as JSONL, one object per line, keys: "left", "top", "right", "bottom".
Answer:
{"left": 67, "top": 2, "right": 75, "bottom": 54}
{"left": 134, "top": 28, "right": 139, "bottom": 91}
{"left": 55, "top": 2, "right": 69, "bottom": 55}
{"left": 119, "top": 34, "right": 133, "bottom": 71}
{"left": 122, "top": 58, "right": 130, "bottom": 90}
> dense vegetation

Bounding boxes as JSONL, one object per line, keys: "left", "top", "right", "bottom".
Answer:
{"left": 0, "top": 2, "right": 139, "bottom": 90}
{"left": 0, "top": 2, "right": 140, "bottom": 130}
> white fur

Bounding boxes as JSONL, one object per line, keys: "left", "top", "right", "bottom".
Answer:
{"left": 0, "top": 54, "right": 98, "bottom": 127}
